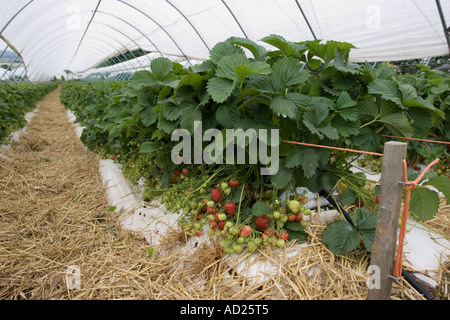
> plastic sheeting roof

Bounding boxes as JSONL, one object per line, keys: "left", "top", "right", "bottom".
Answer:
{"left": 0, "top": 0, "right": 449, "bottom": 82}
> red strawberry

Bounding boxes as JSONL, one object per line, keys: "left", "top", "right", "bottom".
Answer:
{"left": 354, "top": 199, "right": 364, "bottom": 207}
{"left": 240, "top": 225, "right": 252, "bottom": 238}
{"left": 211, "top": 188, "right": 222, "bottom": 202}
{"left": 255, "top": 215, "right": 269, "bottom": 230}
{"left": 229, "top": 179, "right": 240, "bottom": 188}
{"left": 209, "top": 221, "right": 217, "bottom": 229}
{"left": 182, "top": 169, "right": 189, "bottom": 175}
{"left": 225, "top": 203, "right": 236, "bottom": 215}
{"left": 277, "top": 232, "right": 289, "bottom": 240}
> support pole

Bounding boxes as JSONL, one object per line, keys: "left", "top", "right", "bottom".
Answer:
{"left": 367, "top": 141, "right": 407, "bottom": 300}
{"left": 436, "top": 0, "right": 450, "bottom": 53}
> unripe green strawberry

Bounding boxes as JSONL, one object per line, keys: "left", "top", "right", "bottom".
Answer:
{"left": 247, "top": 242, "right": 257, "bottom": 253}
{"left": 233, "top": 244, "right": 244, "bottom": 254}
{"left": 221, "top": 182, "right": 228, "bottom": 190}
{"left": 288, "top": 200, "right": 301, "bottom": 213}
{"left": 276, "top": 239, "right": 285, "bottom": 248}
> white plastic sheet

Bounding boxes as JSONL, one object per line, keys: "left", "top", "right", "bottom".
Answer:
{"left": 0, "top": 0, "right": 449, "bottom": 82}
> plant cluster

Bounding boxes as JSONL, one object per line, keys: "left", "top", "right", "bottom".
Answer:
{"left": 59, "top": 35, "right": 450, "bottom": 255}
{"left": 0, "top": 81, "right": 58, "bottom": 143}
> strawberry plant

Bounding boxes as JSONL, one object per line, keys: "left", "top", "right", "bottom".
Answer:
{"left": 322, "top": 207, "right": 378, "bottom": 255}
{"left": 1, "top": 81, "right": 57, "bottom": 144}
{"left": 60, "top": 34, "right": 449, "bottom": 256}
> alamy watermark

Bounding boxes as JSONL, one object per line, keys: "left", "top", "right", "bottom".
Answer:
{"left": 366, "top": 265, "right": 381, "bottom": 289}
{"left": 66, "top": 3, "right": 82, "bottom": 30}
{"left": 171, "top": 121, "right": 280, "bottom": 175}
{"left": 65, "top": 265, "right": 81, "bottom": 290}
{"left": 366, "top": 5, "right": 381, "bottom": 30}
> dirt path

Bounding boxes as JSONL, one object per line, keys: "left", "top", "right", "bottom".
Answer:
{"left": 1, "top": 87, "right": 447, "bottom": 301}
{"left": 0, "top": 87, "right": 154, "bottom": 299}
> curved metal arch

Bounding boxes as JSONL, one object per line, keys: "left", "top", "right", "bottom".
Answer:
{"left": 26, "top": 43, "right": 112, "bottom": 81}
{"left": 11, "top": 9, "right": 111, "bottom": 68}
{"left": 24, "top": 34, "right": 111, "bottom": 78}
{"left": 0, "top": 0, "right": 35, "bottom": 35}
{"left": 1, "top": 0, "right": 74, "bottom": 48}
{"left": 435, "top": 0, "right": 450, "bottom": 53}
{"left": 21, "top": 13, "right": 145, "bottom": 76}
{"left": 25, "top": 26, "right": 133, "bottom": 79}
{"left": 27, "top": 30, "right": 136, "bottom": 80}
{"left": 4, "top": 6, "right": 158, "bottom": 79}
{"left": 165, "top": 0, "right": 211, "bottom": 51}
{"left": 95, "top": 10, "right": 163, "bottom": 58}
{"left": 29, "top": 45, "right": 128, "bottom": 82}
{"left": 94, "top": 11, "right": 157, "bottom": 64}
{"left": 22, "top": 20, "right": 108, "bottom": 64}
{"left": 294, "top": 0, "right": 317, "bottom": 40}
{"left": 89, "top": 20, "right": 148, "bottom": 70}
{"left": 68, "top": 22, "right": 152, "bottom": 72}
{"left": 220, "top": 0, "right": 248, "bottom": 39}
{"left": 69, "top": 0, "right": 102, "bottom": 67}
{"left": 116, "top": 0, "right": 192, "bottom": 65}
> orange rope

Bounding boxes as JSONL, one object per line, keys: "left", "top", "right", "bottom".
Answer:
{"left": 393, "top": 157, "right": 440, "bottom": 278}
{"left": 382, "top": 134, "right": 450, "bottom": 145}
{"left": 281, "top": 140, "right": 384, "bottom": 157}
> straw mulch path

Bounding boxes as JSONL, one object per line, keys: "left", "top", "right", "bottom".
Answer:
{"left": 0, "top": 87, "right": 448, "bottom": 300}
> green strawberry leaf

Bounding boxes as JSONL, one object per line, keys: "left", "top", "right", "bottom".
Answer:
{"left": 270, "top": 160, "right": 292, "bottom": 189}
{"left": 252, "top": 201, "right": 271, "bottom": 217}
{"left": 139, "top": 141, "right": 159, "bottom": 153}
{"left": 409, "top": 187, "right": 440, "bottom": 221}
{"left": 423, "top": 175, "right": 450, "bottom": 204}
{"left": 215, "top": 103, "right": 241, "bottom": 128}
{"left": 207, "top": 77, "right": 236, "bottom": 103}
{"left": 150, "top": 57, "right": 173, "bottom": 81}
{"left": 322, "top": 220, "right": 361, "bottom": 255}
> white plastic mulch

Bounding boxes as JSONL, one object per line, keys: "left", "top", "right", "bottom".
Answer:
{"left": 67, "top": 110, "right": 449, "bottom": 290}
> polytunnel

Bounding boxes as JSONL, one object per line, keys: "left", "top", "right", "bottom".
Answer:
{"left": 0, "top": 0, "right": 449, "bottom": 82}
{"left": 0, "top": 0, "right": 450, "bottom": 303}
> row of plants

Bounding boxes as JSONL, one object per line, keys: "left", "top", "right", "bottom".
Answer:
{"left": 0, "top": 80, "right": 58, "bottom": 144}
{"left": 60, "top": 35, "right": 450, "bottom": 256}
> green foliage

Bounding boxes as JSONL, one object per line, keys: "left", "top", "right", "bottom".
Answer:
{"left": 0, "top": 81, "right": 58, "bottom": 144}
{"left": 322, "top": 207, "right": 377, "bottom": 255}
{"left": 59, "top": 35, "right": 449, "bottom": 256}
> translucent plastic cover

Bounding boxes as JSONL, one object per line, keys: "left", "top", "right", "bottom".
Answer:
{"left": 1, "top": 0, "right": 449, "bottom": 81}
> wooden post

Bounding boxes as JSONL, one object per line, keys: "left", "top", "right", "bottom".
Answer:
{"left": 367, "top": 141, "right": 407, "bottom": 300}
